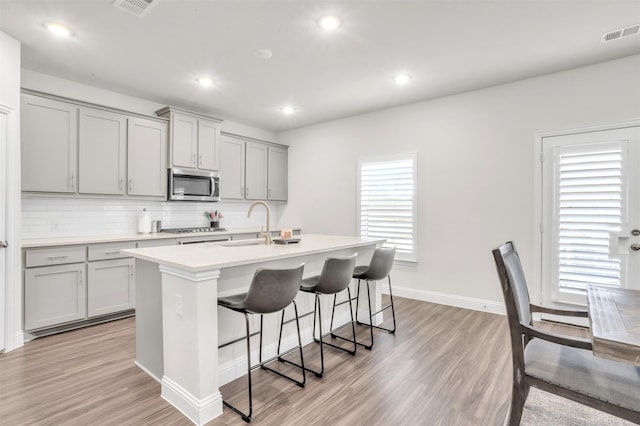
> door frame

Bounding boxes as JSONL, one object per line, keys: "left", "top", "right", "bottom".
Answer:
{"left": 0, "top": 103, "right": 22, "bottom": 352}
{"left": 533, "top": 119, "right": 640, "bottom": 309}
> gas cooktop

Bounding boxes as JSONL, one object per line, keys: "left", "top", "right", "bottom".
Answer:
{"left": 161, "top": 227, "right": 227, "bottom": 234}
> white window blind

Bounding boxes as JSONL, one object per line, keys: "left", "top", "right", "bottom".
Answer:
{"left": 554, "top": 142, "right": 624, "bottom": 292}
{"left": 357, "top": 154, "right": 417, "bottom": 262}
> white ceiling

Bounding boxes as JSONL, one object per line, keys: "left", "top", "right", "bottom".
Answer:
{"left": 1, "top": 0, "right": 639, "bottom": 132}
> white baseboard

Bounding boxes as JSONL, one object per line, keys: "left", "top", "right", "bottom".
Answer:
{"left": 135, "top": 360, "right": 162, "bottom": 383}
{"left": 382, "top": 283, "right": 505, "bottom": 315}
{"left": 161, "top": 375, "right": 223, "bottom": 426}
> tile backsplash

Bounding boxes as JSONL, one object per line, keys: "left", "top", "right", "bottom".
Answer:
{"left": 22, "top": 197, "right": 279, "bottom": 239}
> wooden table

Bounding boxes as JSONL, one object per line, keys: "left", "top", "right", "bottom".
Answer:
{"left": 586, "top": 284, "right": 640, "bottom": 365}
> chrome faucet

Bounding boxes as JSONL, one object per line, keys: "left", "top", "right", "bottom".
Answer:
{"left": 247, "top": 200, "right": 272, "bottom": 245}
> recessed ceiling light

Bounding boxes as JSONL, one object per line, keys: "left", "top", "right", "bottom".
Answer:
{"left": 43, "top": 22, "right": 73, "bottom": 37}
{"left": 282, "top": 106, "right": 294, "bottom": 115}
{"left": 196, "top": 77, "right": 213, "bottom": 87}
{"left": 318, "top": 15, "right": 341, "bottom": 31}
{"left": 394, "top": 73, "right": 411, "bottom": 85}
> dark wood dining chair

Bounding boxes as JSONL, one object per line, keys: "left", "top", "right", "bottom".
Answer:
{"left": 492, "top": 241, "right": 640, "bottom": 425}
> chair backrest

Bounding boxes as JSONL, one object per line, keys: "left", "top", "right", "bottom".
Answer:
{"left": 365, "top": 247, "right": 396, "bottom": 280}
{"left": 243, "top": 263, "right": 305, "bottom": 314}
{"left": 492, "top": 241, "right": 533, "bottom": 368}
{"left": 315, "top": 253, "right": 357, "bottom": 295}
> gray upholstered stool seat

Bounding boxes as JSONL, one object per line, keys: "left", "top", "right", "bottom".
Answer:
{"left": 217, "top": 264, "right": 306, "bottom": 423}
{"left": 334, "top": 246, "right": 396, "bottom": 350}
{"left": 279, "top": 254, "right": 357, "bottom": 378}
{"left": 525, "top": 338, "right": 640, "bottom": 412}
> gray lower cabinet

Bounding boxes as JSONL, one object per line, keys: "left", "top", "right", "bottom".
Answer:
{"left": 24, "top": 242, "right": 137, "bottom": 332}
{"left": 88, "top": 258, "right": 135, "bottom": 317}
{"left": 24, "top": 263, "right": 86, "bottom": 330}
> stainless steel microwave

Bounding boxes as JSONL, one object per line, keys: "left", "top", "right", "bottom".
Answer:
{"left": 168, "top": 168, "right": 220, "bottom": 202}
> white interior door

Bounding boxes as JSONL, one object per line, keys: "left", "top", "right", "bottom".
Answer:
{"left": 541, "top": 125, "right": 640, "bottom": 308}
{"left": 0, "top": 111, "right": 7, "bottom": 351}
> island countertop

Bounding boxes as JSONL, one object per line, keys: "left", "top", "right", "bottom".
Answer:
{"left": 122, "top": 234, "right": 384, "bottom": 273}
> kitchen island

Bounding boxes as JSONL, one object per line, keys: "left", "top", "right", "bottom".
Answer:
{"left": 122, "top": 234, "right": 385, "bottom": 425}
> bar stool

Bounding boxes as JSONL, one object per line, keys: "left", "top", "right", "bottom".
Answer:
{"left": 333, "top": 247, "right": 396, "bottom": 350}
{"left": 278, "top": 254, "right": 357, "bottom": 378}
{"left": 217, "top": 263, "right": 305, "bottom": 423}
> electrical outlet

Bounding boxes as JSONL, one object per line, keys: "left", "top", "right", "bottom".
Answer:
{"left": 175, "top": 294, "right": 183, "bottom": 316}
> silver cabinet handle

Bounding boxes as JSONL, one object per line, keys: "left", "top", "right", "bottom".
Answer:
{"left": 130, "top": 265, "right": 135, "bottom": 277}
{"left": 0, "top": 241, "right": 7, "bottom": 248}
{"left": 199, "top": 154, "right": 203, "bottom": 167}
{"left": 268, "top": 188, "right": 272, "bottom": 199}
{"left": 192, "top": 153, "right": 196, "bottom": 166}
{"left": 128, "top": 178, "right": 132, "bottom": 192}
{"left": 246, "top": 187, "right": 249, "bottom": 197}
{"left": 47, "top": 255, "right": 69, "bottom": 260}
{"left": 119, "top": 177, "right": 124, "bottom": 191}
{"left": 631, "top": 243, "right": 640, "bottom": 251}
{"left": 70, "top": 175, "right": 75, "bottom": 191}
{"left": 105, "top": 251, "right": 121, "bottom": 255}
{"left": 241, "top": 187, "right": 244, "bottom": 197}
{"left": 78, "top": 270, "right": 83, "bottom": 285}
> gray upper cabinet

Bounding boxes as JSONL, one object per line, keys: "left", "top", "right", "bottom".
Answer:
{"left": 220, "top": 135, "right": 246, "bottom": 200}
{"left": 220, "top": 134, "right": 288, "bottom": 202}
{"left": 79, "top": 107, "right": 127, "bottom": 195}
{"left": 170, "top": 112, "right": 197, "bottom": 168}
{"left": 198, "top": 119, "right": 220, "bottom": 170}
{"left": 245, "top": 141, "right": 268, "bottom": 200}
{"left": 156, "top": 107, "right": 222, "bottom": 172}
{"left": 268, "top": 146, "right": 288, "bottom": 201}
{"left": 128, "top": 117, "right": 167, "bottom": 197}
{"left": 21, "top": 94, "right": 78, "bottom": 193}
{"left": 21, "top": 91, "right": 167, "bottom": 200}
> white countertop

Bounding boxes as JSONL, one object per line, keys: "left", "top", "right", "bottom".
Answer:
{"left": 122, "top": 234, "right": 384, "bottom": 273}
{"left": 21, "top": 227, "right": 298, "bottom": 248}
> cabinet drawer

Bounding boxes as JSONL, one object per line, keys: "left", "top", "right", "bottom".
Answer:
{"left": 88, "top": 242, "right": 137, "bottom": 261}
{"left": 25, "top": 246, "right": 86, "bottom": 267}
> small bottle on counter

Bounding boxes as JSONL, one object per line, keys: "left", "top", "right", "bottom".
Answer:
{"left": 138, "top": 208, "right": 151, "bottom": 234}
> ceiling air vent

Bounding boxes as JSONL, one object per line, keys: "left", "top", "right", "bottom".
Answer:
{"left": 113, "top": 0, "right": 158, "bottom": 17}
{"left": 602, "top": 24, "right": 640, "bottom": 43}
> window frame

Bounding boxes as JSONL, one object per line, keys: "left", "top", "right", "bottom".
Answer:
{"left": 356, "top": 152, "right": 418, "bottom": 264}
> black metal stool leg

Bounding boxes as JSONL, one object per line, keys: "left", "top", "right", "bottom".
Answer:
{"left": 277, "top": 296, "right": 324, "bottom": 378}
{"left": 222, "top": 312, "right": 253, "bottom": 422}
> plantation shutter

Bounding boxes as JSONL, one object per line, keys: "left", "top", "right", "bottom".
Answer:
{"left": 358, "top": 154, "right": 417, "bottom": 262}
{"left": 553, "top": 141, "right": 626, "bottom": 293}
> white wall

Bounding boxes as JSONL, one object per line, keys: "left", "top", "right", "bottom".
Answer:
{"left": 0, "top": 30, "right": 22, "bottom": 350}
{"left": 277, "top": 54, "right": 640, "bottom": 312}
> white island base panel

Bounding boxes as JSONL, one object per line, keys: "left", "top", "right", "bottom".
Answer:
{"left": 125, "top": 234, "right": 384, "bottom": 426}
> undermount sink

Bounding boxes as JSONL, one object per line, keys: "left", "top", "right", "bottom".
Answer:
{"left": 219, "top": 239, "right": 265, "bottom": 247}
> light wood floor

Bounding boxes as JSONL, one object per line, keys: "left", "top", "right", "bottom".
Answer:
{"left": 0, "top": 297, "right": 583, "bottom": 425}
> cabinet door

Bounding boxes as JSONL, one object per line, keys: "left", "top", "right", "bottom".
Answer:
{"left": 24, "top": 263, "right": 86, "bottom": 330}
{"left": 128, "top": 117, "right": 167, "bottom": 197}
{"left": 220, "top": 136, "right": 246, "bottom": 200}
{"left": 171, "top": 113, "right": 197, "bottom": 168}
{"left": 88, "top": 258, "right": 135, "bottom": 317}
{"left": 268, "top": 146, "right": 288, "bottom": 201}
{"left": 79, "top": 108, "right": 127, "bottom": 195}
{"left": 198, "top": 119, "right": 220, "bottom": 171}
{"left": 21, "top": 95, "right": 78, "bottom": 193}
{"left": 245, "top": 142, "right": 268, "bottom": 200}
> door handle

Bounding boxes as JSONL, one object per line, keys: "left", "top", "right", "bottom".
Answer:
{"left": 631, "top": 243, "right": 640, "bottom": 251}
{"left": 0, "top": 241, "right": 7, "bottom": 248}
